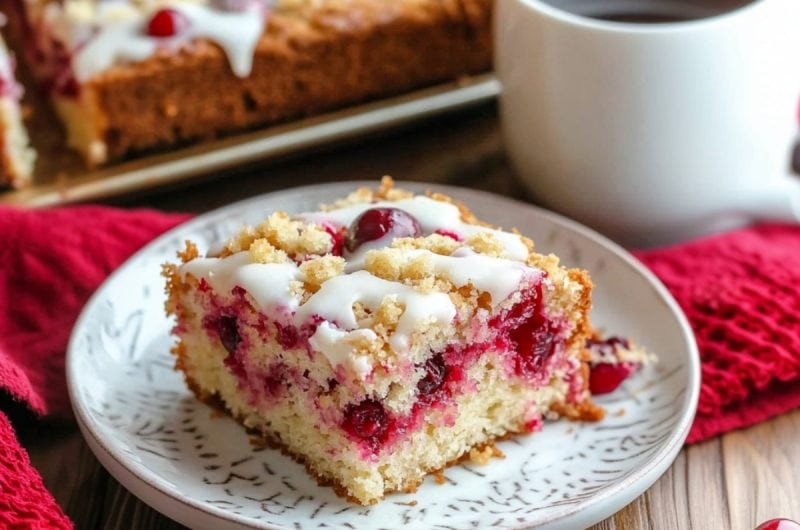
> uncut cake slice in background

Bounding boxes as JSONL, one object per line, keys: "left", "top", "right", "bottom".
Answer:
{"left": 163, "top": 178, "right": 605, "bottom": 505}
{"left": 9, "top": 0, "right": 492, "bottom": 165}
{"left": 0, "top": 30, "right": 34, "bottom": 188}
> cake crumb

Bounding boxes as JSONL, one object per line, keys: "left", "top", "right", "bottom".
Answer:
{"left": 433, "top": 470, "right": 446, "bottom": 485}
{"left": 391, "top": 234, "right": 460, "bottom": 255}
{"left": 615, "top": 408, "right": 626, "bottom": 417}
{"left": 467, "top": 232, "right": 503, "bottom": 257}
{"left": 396, "top": 500, "right": 418, "bottom": 507}
{"left": 404, "top": 254, "right": 434, "bottom": 280}
{"left": 468, "top": 443, "right": 505, "bottom": 465}
{"left": 223, "top": 225, "right": 257, "bottom": 256}
{"left": 373, "top": 297, "right": 403, "bottom": 332}
{"left": 364, "top": 249, "right": 402, "bottom": 281}
{"left": 300, "top": 255, "right": 345, "bottom": 292}
{"left": 177, "top": 240, "right": 199, "bottom": 263}
{"left": 255, "top": 212, "right": 333, "bottom": 257}
{"left": 491, "top": 444, "right": 505, "bottom": 459}
{"left": 249, "top": 238, "right": 289, "bottom": 264}
{"left": 550, "top": 399, "right": 605, "bottom": 422}
{"left": 249, "top": 436, "right": 269, "bottom": 448}
{"left": 378, "top": 175, "right": 414, "bottom": 200}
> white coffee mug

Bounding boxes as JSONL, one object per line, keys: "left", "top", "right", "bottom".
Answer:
{"left": 496, "top": 0, "right": 800, "bottom": 247}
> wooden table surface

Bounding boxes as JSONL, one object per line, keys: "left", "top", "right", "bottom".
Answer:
{"left": 21, "top": 103, "right": 800, "bottom": 530}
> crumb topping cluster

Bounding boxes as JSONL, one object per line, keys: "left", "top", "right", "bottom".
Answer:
{"left": 225, "top": 211, "right": 334, "bottom": 260}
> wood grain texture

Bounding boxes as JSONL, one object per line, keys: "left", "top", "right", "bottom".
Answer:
{"left": 24, "top": 412, "right": 800, "bottom": 530}
{"left": 723, "top": 412, "right": 800, "bottom": 530}
{"left": 21, "top": 104, "right": 800, "bottom": 529}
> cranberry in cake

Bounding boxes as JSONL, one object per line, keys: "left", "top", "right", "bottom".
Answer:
{"left": 164, "top": 178, "right": 608, "bottom": 505}
{"left": 585, "top": 335, "right": 654, "bottom": 395}
{"left": 0, "top": 31, "right": 35, "bottom": 189}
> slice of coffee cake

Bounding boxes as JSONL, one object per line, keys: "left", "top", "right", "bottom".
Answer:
{"left": 163, "top": 178, "right": 602, "bottom": 505}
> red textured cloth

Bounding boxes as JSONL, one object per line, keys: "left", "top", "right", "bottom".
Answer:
{"left": 0, "top": 413, "right": 72, "bottom": 529}
{"left": 0, "top": 205, "right": 190, "bottom": 529}
{"left": 635, "top": 223, "right": 800, "bottom": 443}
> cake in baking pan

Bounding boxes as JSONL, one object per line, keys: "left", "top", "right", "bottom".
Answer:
{"left": 7, "top": 0, "right": 492, "bottom": 165}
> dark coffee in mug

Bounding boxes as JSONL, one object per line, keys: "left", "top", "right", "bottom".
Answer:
{"left": 541, "top": 0, "right": 754, "bottom": 23}
{"left": 595, "top": 13, "right": 690, "bottom": 22}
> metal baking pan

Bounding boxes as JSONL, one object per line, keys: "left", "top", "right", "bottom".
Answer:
{"left": 1, "top": 74, "right": 499, "bottom": 207}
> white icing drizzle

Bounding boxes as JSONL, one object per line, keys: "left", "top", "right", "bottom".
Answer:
{"left": 72, "top": 18, "right": 156, "bottom": 81}
{"left": 295, "top": 270, "right": 456, "bottom": 354}
{"left": 399, "top": 248, "right": 536, "bottom": 308}
{"left": 173, "top": 3, "right": 265, "bottom": 78}
{"left": 44, "top": 0, "right": 268, "bottom": 82}
{"left": 308, "top": 322, "right": 375, "bottom": 380}
{"left": 301, "top": 196, "right": 530, "bottom": 261}
{"left": 180, "top": 252, "right": 302, "bottom": 312}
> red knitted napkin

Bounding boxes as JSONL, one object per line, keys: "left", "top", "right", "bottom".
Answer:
{"left": 0, "top": 205, "right": 190, "bottom": 529}
{"left": 635, "top": 223, "right": 800, "bottom": 443}
{"left": 1, "top": 205, "right": 800, "bottom": 525}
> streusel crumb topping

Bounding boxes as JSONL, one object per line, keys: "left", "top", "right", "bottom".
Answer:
{"left": 300, "top": 255, "right": 346, "bottom": 293}
{"left": 466, "top": 232, "right": 504, "bottom": 257}
{"left": 249, "top": 238, "right": 290, "bottom": 264}
{"left": 390, "top": 234, "right": 461, "bottom": 255}
{"left": 224, "top": 212, "right": 333, "bottom": 259}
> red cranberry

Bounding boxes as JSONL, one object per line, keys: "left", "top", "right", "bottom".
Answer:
{"left": 215, "top": 315, "right": 244, "bottom": 378}
{"left": 54, "top": 76, "right": 80, "bottom": 98}
{"left": 274, "top": 322, "right": 299, "bottom": 349}
{"left": 434, "top": 229, "right": 463, "bottom": 242}
{"left": 589, "top": 362, "right": 636, "bottom": 394}
{"left": 263, "top": 364, "right": 286, "bottom": 397}
{"left": 345, "top": 207, "right": 422, "bottom": 252}
{"left": 223, "top": 350, "right": 245, "bottom": 379}
{"left": 756, "top": 520, "right": 800, "bottom": 530}
{"left": 514, "top": 323, "right": 555, "bottom": 375}
{"left": 344, "top": 399, "right": 388, "bottom": 439}
{"left": 509, "top": 307, "right": 556, "bottom": 377}
{"left": 146, "top": 9, "right": 190, "bottom": 38}
{"left": 524, "top": 416, "right": 543, "bottom": 433}
{"left": 217, "top": 316, "right": 240, "bottom": 354}
{"left": 417, "top": 354, "right": 448, "bottom": 396}
{"left": 587, "top": 336, "right": 630, "bottom": 350}
{"left": 322, "top": 224, "right": 345, "bottom": 256}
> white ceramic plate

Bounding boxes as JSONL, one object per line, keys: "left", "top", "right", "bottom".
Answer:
{"left": 67, "top": 182, "right": 700, "bottom": 530}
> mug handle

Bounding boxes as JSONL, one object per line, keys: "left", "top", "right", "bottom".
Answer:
{"left": 742, "top": 116, "right": 800, "bottom": 222}
{"left": 747, "top": 154, "right": 800, "bottom": 223}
